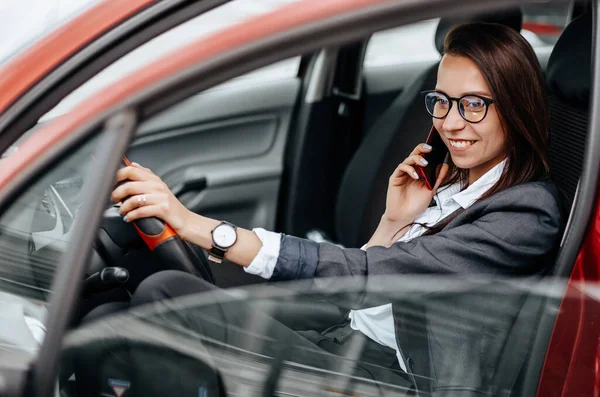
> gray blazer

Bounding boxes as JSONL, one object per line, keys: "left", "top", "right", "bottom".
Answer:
{"left": 271, "top": 181, "right": 563, "bottom": 395}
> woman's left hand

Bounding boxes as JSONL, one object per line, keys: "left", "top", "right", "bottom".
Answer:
{"left": 111, "top": 163, "right": 191, "bottom": 235}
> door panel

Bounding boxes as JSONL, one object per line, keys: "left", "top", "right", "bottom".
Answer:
{"left": 127, "top": 77, "right": 300, "bottom": 287}
{"left": 132, "top": 115, "right": 279, "bottom": 170}
{"left": 129, "top": 78, "right": 299, "bottom": 230}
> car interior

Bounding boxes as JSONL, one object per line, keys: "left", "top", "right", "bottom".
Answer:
{"left": 101, "top": 1, "right": 589, "bottom": 290}
{"left": 67, "top": 0, "right": 593, "bottom": 389}
{"left": 0, "top": 0, "right": 594, "bottom": 395}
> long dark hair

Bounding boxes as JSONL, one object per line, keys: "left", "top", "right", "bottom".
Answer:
{"left": 405, "top": 22, "right": 550, "bottom": 239}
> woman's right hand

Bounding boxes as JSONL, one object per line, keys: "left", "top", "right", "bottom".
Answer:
{"left": 112, "top": 163, "right": 192, "bottom": 236}
{"left": 383, "top": 143, "right": 448, "bottom": 224}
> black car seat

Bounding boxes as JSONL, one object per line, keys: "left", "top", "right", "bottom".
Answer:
{"left": 546, "top": 12, "right": 592, "bottom": 212}
{"left": 330, "top": 9, "right": 523, "bottom": 248}
{"left": 491, "top": 12, "right": 592, "bottom": 396}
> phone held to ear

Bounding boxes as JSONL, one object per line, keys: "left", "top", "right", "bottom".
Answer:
{"left": 416, "top": 126, "right": 449, "bottom": 190}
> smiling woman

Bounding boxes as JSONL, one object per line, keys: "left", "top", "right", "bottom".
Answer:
{"left": 109, "top": 20, "right": 563, "bottom": 395}
{"left": 416, "top": 21, "right": 551, "bottom": 234}
{"left": 435, "top": 22, "right": 550, "bottom": 184}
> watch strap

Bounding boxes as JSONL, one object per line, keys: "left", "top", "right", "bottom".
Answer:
{"left": 208, "top": 246, "right": 227, "bottom": 263}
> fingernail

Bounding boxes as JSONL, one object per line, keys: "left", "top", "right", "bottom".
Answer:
{"left": 420, "top": 158, "right": 428, "bottom": 165}
{"left": 132, "top": 162, "right": 140, "bottom": 166}
{"left": 423, "top": 144, "right": 432, "bottom": 150}
{"left": 413, "top": 172, "right": 419, "bottom": 179}
{"left": 123, "top": 216, "right": 128, "bottom": 223}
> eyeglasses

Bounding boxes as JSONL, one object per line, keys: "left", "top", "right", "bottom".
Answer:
{"left": 422, "top": 90, "right": 495, "bottom": 123}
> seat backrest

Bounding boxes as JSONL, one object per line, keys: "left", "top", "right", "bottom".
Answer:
{"left": 492, "top": 14, "right": 592, "bottom": 395}
{"left": 334, "top": 10, "right": 523, "bottom": 248}
{"left": 546, "top": 12, "right": 592, "bottom": 212}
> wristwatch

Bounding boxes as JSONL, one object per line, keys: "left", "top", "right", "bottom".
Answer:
{"left": 208, "top": 221, "right": 238, "bottom": 263}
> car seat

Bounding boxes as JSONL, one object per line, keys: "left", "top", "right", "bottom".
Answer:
{"left": 491, "top": 12, "right": 592, "bottom": 395}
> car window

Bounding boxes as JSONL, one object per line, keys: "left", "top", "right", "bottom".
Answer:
{"left": 0, "top": 129, "right": 109, "bottom": 353}
{"left": 364, "top": 19, "right": 440, "bottom": 69}
{"left": 521, "top": 2, "right": 572, "bottom": 46}
{"left": 364, "top": 3, "right": 571, "bottom": 69}
{"left": 60, "top": 276, "right": 570, "bottom": 397}
{"left": 40, "top": 0, "right": 302, "bottom": 122}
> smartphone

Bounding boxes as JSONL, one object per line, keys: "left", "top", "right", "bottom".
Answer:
{"left": 416, "top": 126, "right": 449, "bottom": 190}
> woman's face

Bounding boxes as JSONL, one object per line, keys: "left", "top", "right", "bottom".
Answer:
{"left": 433, "top": 54, "right": 506, "bottom": 182}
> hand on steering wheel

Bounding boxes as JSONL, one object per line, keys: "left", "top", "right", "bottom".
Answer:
{"left": 111, "top": 161, "right": 215, "bottom": 283}
{"left": 112, "top": 162, "right": 190, "bottom": 235}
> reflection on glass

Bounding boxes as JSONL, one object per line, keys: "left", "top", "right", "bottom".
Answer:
{"left": 61, "top": 276, "right": 571, "bottom": 397}
{"left": 0, "top": 132, "right": 104, "bottom": 357}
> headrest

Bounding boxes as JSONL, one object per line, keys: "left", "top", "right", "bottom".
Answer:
{"left": 546, "top": 13, "right": 592, "bottom": 109}
{"left": 435, "top": 8, "right": 523, "bottom": 54}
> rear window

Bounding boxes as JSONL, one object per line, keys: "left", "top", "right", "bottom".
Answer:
{"left": 522, "top": 2, "right": 571, "bottom": 45}
{"left": 364, "top": 3, "right": 571, "bottom": 69}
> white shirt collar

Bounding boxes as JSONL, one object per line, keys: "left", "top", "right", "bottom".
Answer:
{"left": 434, "top": 159, "right": 506, "bottom": 209}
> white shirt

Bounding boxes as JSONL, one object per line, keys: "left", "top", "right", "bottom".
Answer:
{"left": 245, "top": 160, "right": 506, "bottom": 371}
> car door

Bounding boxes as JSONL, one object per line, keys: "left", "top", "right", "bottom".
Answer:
{"left": 0, "top": 112, "right": 133, "bottom": 396}
{"left": 1, "top": 0, "right": 599, "bottom": 395}
{"left": 58, "top": 274, "right": 584, "bottom": 397}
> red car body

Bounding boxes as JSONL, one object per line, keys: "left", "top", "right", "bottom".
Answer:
{"left": 0, "top": 1, "right": 597, "bottom": 396}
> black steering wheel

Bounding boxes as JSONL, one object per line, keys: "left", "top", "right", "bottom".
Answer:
{"left": 96, "top": 158, "right": 215, "bottom": 285}
{"left": 96, "top": 204, "right": 215, "bottom": 285}
{"left": 132, "top": 216, "right": 215, "bottom": 283}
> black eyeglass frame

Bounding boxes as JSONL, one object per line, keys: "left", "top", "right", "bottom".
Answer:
{"left": 421, "top": 90, "right": 495, "bottom": 124}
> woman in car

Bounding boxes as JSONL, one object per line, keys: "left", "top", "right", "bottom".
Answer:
{"left": 111, "top": 22, "right": 562, "bottom": 392}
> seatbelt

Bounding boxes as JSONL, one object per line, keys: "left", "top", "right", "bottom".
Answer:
{"left": 491, "top": 294, "right": 544, "bottom": 396}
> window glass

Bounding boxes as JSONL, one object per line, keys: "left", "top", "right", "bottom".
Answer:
{"left": 41, "top": 0, "right": 302, "bottom": 122}
{"left": 60, "top": 276, "right": 567, "bottom": 396}
{"left": 0, "top": 129, "right": 107, "bottom": 354}
{"left": 364, "top": 3, "right": 571, "bottom": 69}
{"left": 521, "top": 2, "right": 571, "bottom": 46}
{"left": 364, "top": 19, "right": 440, "bottom": 69}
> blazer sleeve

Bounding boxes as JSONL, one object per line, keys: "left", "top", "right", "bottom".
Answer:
{"left": 270, "top": 182, "right": 562, "bottom": 282}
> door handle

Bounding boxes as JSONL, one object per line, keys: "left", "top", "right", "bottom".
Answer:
{"left": 172, "top": 177, "right": 207, "bottom": 198}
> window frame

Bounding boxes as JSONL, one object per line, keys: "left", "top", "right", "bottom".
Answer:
{"left": 0, "top": 0, "right": 594, "bottom": 395}
{"left": 0, "top": 0, "right": 230, "bottom": 164}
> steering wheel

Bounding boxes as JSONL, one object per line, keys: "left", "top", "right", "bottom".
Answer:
{"left": 93, "top": 159, "right": 215, "bottom": 285}
{"left": 131, "top": 215, "right": 215, "bottom": 283}
{"left": 118, "top": 156, "right": 214, "bottom": 283}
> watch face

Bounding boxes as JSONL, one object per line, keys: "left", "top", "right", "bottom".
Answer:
{"left": 213, "top": 224, "right": 237, "bottom": 248}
